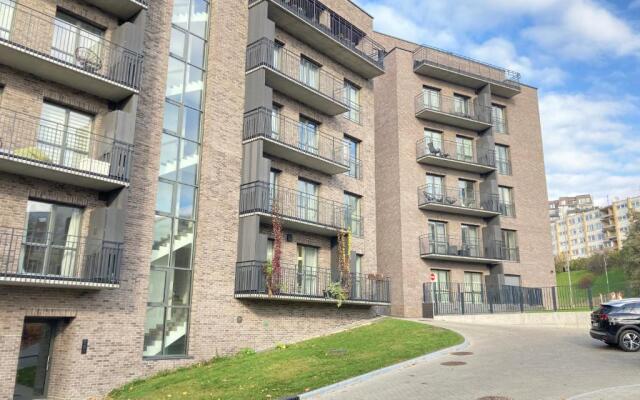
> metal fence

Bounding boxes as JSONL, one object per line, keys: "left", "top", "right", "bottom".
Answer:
{"left": 418, "top": 184, "right": 500, "bottom": 213}
{"left": 0, "top": 226, "right": 122, "bottom": 284}
{"left": 419, "top": 234, "right": 515, "bottom": 261}
{"left": 243, "top": 107, "right": 351, "bottom": 168}
{"left": 0, "top": 0, "right": 143, "bottom": 90}
{"left": 235, "top": 261, "right": 390, "bottom": 303}
{"left": 413, "top": 45, "right": 521, "bottom": 89}
{"left": 423, "top": 282, "right": 640, "bottom": 316}
{"left": 250, "top": 0, "right": 385, "bottom": 68}
{"left": 416, "top": 136, "right": 496, "bottom": 167}
{"left": 239, "top": 181, "right": 363, "bottom": 235}
{"left": 0, "top": 108, "right": 133, "bottom": 181}
{"left": 415, "top": 91, "right": 492, "bottom": 124}
{"left": 246, "top": 38, "right": 348, "bottom": 107}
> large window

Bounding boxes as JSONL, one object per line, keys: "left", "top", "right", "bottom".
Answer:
{"left": 428, "top": 220, "right": 447, "bottom": 254}
{"left": 424, "top": 128, "right": 443, "bottom": 156}
{"left": 456, "top": 136, "right": 473, "bottom": 162}
{"left": 344, "top": 135, "right": 360, "bottom": 179}
{"left": 425, "top": 174, "right": 443, "bottom": 201}
{"left": 297, "top": 179, "right": 318, "bottom": 222}
{"left": 499, "top": 186, "right": 515, "bottom": 217}
{"left": 495, "top": 144, "right": 511, "bottom": 175}
{"left": 344, "top": 81, "right": 360, "bottom": 123}
{"left": 422, "top": 86, "right": 441, "bottom": 110}
{"left": 145, "top": 0, "right": 210, "bottom": 359}
{"left": 297, "top": 245, "right": 318, "bottom": 295}
{"left": 298, "top": 116, "right": 319, "bottom": 154}
{"left": 270, "top": 104, "right": 282, "bottom": 139}
{"left": 299, "top": 56, "right": 319, "bottom": 89}
{"left": 458, "top": 179, "right": 475, "bottom": 207}
{"left": 52, "top": 11, "right": 105, "bottom": 69}
{"left": 464, "top": 272, "right": 483, "bottom": 304}
{"left": 0, "top": 0, "right": 15, "bottom": 39}
{"left": 431, "top": 269, "right": 450, "bottom": 303}
{"left": 461, "top": 224, "right": 479, "bottom": 257}
{"left": 344, "top": 192, "right": 362, "bottom": 236}
{"left": 453, "top": 94, "right": 470, "bottom": 116}
{"left": 501, "top": 229, "right": 519, "bottom": 261}
{"left": 492, "top": 105, "right": 506, "bottom": 134}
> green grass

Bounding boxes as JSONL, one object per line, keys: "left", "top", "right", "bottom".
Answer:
{"left": 556, "top": 267, "right": 626, "bottom": 294}
{"left": 108, "top": 318, "right": 463, "bottom": 400}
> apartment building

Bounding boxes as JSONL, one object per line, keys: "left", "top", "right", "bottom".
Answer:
{"left": 0, "top": 1, "right": 389, "bottom": 399}
{"left": 600, "top": 195, "right": 639, "bottom": 251}
{"left": 549, "top": 194, "right": 594, "bottom": 222}
{"left": 373, "top": 32, "right": 556, "bottom": 317}
{"left": 550, "top": 207, "right": 607, "bottom": 260}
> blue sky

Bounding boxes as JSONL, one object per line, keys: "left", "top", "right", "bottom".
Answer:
{"left": 353, "top": 0, "right": 640, "bottom": 205}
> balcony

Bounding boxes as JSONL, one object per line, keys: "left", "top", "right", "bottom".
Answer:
{"left": 0, "top": 1, "right": 143, "bottom": 101}
{"left": 243, "top": 108, "right": 350, "bottom": 175}
{"left": 415, "top": 92, "right": 492, "bottom": 131}
{"left": 0, "top": 109, "right": 132, "bottom": 191}
{"left": 419, "top": 235, "right": 511, "bottom": 264}
{"left": 235, "top": 261, "right": 390, "bottom": 305}
{"left": 239, "top": 182, "right": 362, "bottom": 237}
{"left": 248, "top": 0, "right": 385, "bottom": 79}
{"left": 418, "top": 184, "right": 500, "bottom": 218}
{"left": 82, "top": 0, "right": 148, "bottom": 19}
{"left": 416, "top": 137, "right": 496, "bottom": 174}
{"left": 246, "top": 39, "right": 350, "bottom": 116}
{"left": 413, "top": 46, "right": 521, "bottom": 98}
{"left": 0, "top": 227, "right": 122, "bottom": 289}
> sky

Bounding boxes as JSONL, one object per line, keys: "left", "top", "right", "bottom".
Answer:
{"left": 353, "top": 0, "right": 640, "bottom": 206}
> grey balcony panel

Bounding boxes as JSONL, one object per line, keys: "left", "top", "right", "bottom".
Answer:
{"left": 82, "top": 0, "right": 148, "bottom": 19}
{"left": 414, "top": 92, "right": 492, "bottom": 131}
{"left": 413, "top": 46, "right": 521, "bottom": 98}
{"left": 416, "top": 137, "right": 496, "bottom": 173}
{"left": 249, "top": 0, "right": 385, "bottom": 79}
{"left": 246, "top": 39, "right": 350, "bottom": 115}
{"left": 243, "top": 108, "right": 351, "bottom": 175}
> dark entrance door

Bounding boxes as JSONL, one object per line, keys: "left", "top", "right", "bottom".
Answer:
{"left": 13, "top": 320, "right": 56, "bottom": 400}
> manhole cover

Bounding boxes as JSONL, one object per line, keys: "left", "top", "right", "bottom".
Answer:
{"left": 440, "top": 361, "right": 466, "bottom": 366}
{"left": 476, "top": 397, "right": 513, "bottom": 400}
{"left": 451, "top": 351, "right": 474, "bottom": 356}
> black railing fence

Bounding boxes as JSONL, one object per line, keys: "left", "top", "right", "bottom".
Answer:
{"left": 416, "top": 136, "right": 496, "bottom": 167}
{"left": 239, "top": 182, "right": 363, "bottom": 235}
{"left": 415, "top": 91, "right": 492, "bottom": 125}
{"left": 0, "top": 0, "right": 143, "bottom": 89}
{"left": 419, "top": 234, "right": 514, "bottom": 261}
{"left": 0, "top": 227, "right": 122, "bottom": 284}
{"left": 0, "top": 108, "right": 132, "bottom": 181}
{"left": 418, "top": 184, "right": 500, "bottom": 213}
{"left": 235, "top": 261, "right": 390, "bottom": 303}
{"left": 249, "top": 0, "right": 385, "bottom": 68}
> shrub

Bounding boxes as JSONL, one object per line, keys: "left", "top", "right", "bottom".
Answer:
{"left": 578, "top": 275, "right": 594, "bottom": 289}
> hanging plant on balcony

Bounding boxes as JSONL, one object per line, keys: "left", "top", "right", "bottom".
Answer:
{"left": 266, "top": 198, "right": 283, "bottom": 297}
{"left": 336, "top": 229, "right": 352, "bottom": 296}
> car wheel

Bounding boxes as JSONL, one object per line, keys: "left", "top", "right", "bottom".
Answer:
{"left": 618, "top": 330, "right": 640, "bottom": 352}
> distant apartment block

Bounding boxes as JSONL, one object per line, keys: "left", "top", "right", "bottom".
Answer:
{"left": 549, "top": 194, "right": 594, "bottom": 221}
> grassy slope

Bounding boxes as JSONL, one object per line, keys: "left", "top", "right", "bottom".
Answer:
{"left": 556, "top": 267, "right": 626, "bottom": 294}
{"left": 109, "top": 319, "right": 463, "bottom": 400}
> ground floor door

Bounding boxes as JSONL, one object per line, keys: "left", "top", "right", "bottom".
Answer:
{"left": 14, "top": 319, "right": 56, "bottom": 400}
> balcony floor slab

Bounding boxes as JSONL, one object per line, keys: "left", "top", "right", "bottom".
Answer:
{"left": 416, "top": 154, "right": 496, "bottom": 174}
{"left": 0, "top": 275, "right": 119, "bottom": 289}
{"left": 421, "top": 254, "right": 502, "bottom": 264}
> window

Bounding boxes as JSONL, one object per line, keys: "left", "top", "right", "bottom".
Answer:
{"left": 38, "top": 102, "right": 94, "bottom": 170}
{"left": 344, "top": 192, "right": 362, "bottom": 236}
{"left": 344, "top": 81, "right": 360, "bottom": 122}
{"left": 269, "top": 169, "right": 280, "bottom": 207}
{"left": 424, "top": 174, "right": 443, "bottom": 202}
{"left": 499, "top": 186, "right": 515, "bottom": 217}
{"left": 21, "top": 200, "right": 82, "bottom": 277}
{"left": 424, "top": 129, "right": 444, "bottom": 156}
{"left": 495, "top": 144, "right": 511, "bottom": 175}
{"left": 455, "top": 136, "right": 474, "bottom": 162}
{"left": 297, "top": 245, "right": 318, "bottom": 295}
{"left": 464, "top": 272, "right": 483, "bottom": 303}
{"left": 344, "top": 135, "right": 360, "bottom": 179}
{"left": 492, "top": 105, "right": 506, "bottom": 134}
{"left": 431, "top": 269, "right": 450, "bottom": 303}
{"left": 299, "top": 56, "right": 319, "bottom": 89}
{"left": 501, "top": 230, "right": 519, "bottom": 261}
{"left": 298, "top": 116, "right": 319, "bottom": 154}
{"left": 52, "top": 11, "right": 105, "bottom": 69}
{"left": 504, "top": 274, "right": 521, "bottom": 287}
{"left": 461, "top": 224, "right": 479, "bottom": 257}
{"left": 267, "top": 239, "right": 274, "bottom": 263}
{"left": 353, "top": 254, "right": 363, "bottom": 298}
{"left": 270, "top": 104, "right": 282, "bottom": 138}
{"left": 273, "top": 40, "right": 283, "bottom": 70}
{"left": 428, "top": 221, "right": 448, "bottom": 254}
{"left": 453, "top": 94, "right": 470, "bottom": 117}
{"left": 297, "top": 179, "right": 318, "bottom": 222}
{"left": 422, "top": 86, "right": 441, "bottom": 111}
{"left": 0, "top": 0, "right": 15, "bottom": 39}
{"left": 458, "top": 179, "right": 475, "bottom": 208}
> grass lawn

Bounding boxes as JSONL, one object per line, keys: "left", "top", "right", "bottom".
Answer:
{"left": 108, "top": 318, "right": 462, "bottom": 400}
{"left": 556, "top": 267, "right": 626, "bottom": 294}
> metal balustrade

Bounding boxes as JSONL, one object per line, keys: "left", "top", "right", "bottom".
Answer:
{"left": 419, "top": 234, "right": 515, "bottom": 262}
{"left": 0, "top": 226, "right": 122, "bottom": 286}
{"left": 239, "top": 181, "right": 362, "bottom": 235}
{"left": 0, "top": 108, "right": 133, "bottom": 183}
{"left": 416, "top": 136, "right": 495, "bottom": 169}
{"left": 249, "top": 0, "right": 385, "bottom": 69}
{"left": 415, "top": 91, "right": 492, "bottom": 129}
{"left": 418, "top": 184, "right": 500, "bottom": 214}
{"left": 235, "top": 261, "right": 390, "bottom": 304}
{"left": 500, "top": 202, "right": 516, "bottom": 217}
{"left": 413, "top": 45, "right": 521, "bottom": 90}
{"left": 0, "top": 0, "right": 143, "bottom": 90}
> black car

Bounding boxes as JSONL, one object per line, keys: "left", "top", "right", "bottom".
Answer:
{"left": 590, "top": 299, "right": 640, "bottom": 352}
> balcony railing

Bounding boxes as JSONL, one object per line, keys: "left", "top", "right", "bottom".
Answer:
{"left": 419, "top": 235, "right": 514, "bottom": 262}
{"left": 496, "top": 159, "right": 512, "bottom": 175}
{"left": 0, "top": 109, "right": 133, "bottom": 182}
{"left": 413, "top": 46, "right": 521, "bottom": 90}
{"left": 418, "top": 184, "right": 500, "bottom": 213}
{"left": 235, "top": 261, "right": 390, "bottom": 304}
{"left": 415, "top": 92, "right": 492, "bottom": 127}
{"left": 250, "top": 0, "right": 385, "bottom": 69}
{"left": 0, "top": 226, "right": 122, "bottom": 286}
{"left": 243, "top": 107, "right": 351, "bottom": 168}
{"left": 246, "top": 38, "right": 349, "bottom": 108}
{"left": 416, "top": 136, "right": 495, "bottom": 168}
{"left": 239, "top": 182, "right": 362, "bottom": 235}
{"left": 500, "top": 202, "right": 516, "bottom": 217}
{"left": 0, "top": 1, "right": 143, "bottom": 90}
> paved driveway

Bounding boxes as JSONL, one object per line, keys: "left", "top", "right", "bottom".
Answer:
{"left": 311, "top": 321, "right": 640, "bottom": 400}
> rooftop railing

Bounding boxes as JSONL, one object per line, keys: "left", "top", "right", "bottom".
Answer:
{"left": 0, "top": 226, "right": 122, "bottom": 285}
{"left": 250, "top": 0, "right": 385, "bottom": 68}
{"left": 415, "top": 91, "right": 492, "bottom": 125}
{"left": 235, "top": 261, "right": 390, "bottom": 303}
{"left": 0, "top": 0, "right": 143, "bottom": 90}
{"left": 0, "top": 108, "right": 133, "bottom": 182}
{"left": 246, "top": 38, "right": 349, "bottom": 108}
{"left": 418, "top": 184, "right": 500, "bottom": 213}
{"left": 413, "top": 45, "right": 521, "bottom": 90}
{"left": 416, "top": 136, "right": 495, "bottom": 167}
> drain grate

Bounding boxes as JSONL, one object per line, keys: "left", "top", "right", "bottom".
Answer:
{"left": 440, "top": 361, "right": 466, "bottom": 366}
{"left": 451, "top": 351, "right": 474, "bottom": 356}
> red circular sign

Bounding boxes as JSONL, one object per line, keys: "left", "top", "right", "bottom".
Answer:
{"left": 430, "top": 273, "right": 437, "bottom": 282}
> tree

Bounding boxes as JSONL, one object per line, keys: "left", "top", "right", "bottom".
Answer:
{"left": 621, "top": 212, "right": 640, "bottom": 286}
